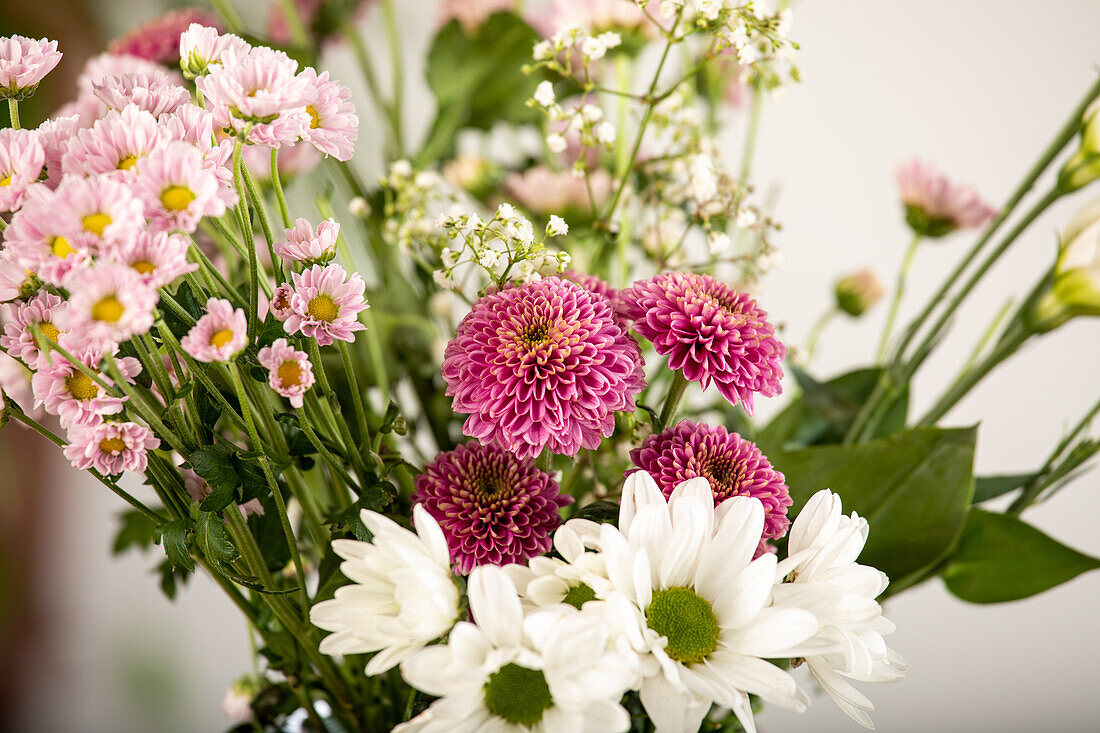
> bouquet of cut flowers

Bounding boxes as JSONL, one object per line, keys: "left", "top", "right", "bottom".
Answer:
{"left": 2, "top": 1, "right": 1099, "bottom": 731}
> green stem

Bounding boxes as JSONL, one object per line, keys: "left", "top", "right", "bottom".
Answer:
{"left": 307, "top": 340, "right": 370, "bottom": 480}
{"left": 277, "top": 0, "right": 312, "bottom": 49}
{"left": 739, "top": 79, "right": 764, "bottom": 183}
{"left": 189, "top": 241, "right": 247, "bottom": 307}
{"left": 270, "top": 148, "right": 293, "bottom": 229}
{"left": 338, "top": 340, "right": 373, "bottom": 447}
{"left": 659, "top": 371, "right": 689, "bottom": 428}
{"left": 535, "top": 450, "right": 551, "bottom": 473}
{"left": 380, "top": 0, "right": 406, "bottom": 158}
{"left": 102, "top": 354, "right": 190, "bottom": 456}
{"left": 241, "top": 161, "right": 283, "bottom": 284}
{"left": 7, "top": 98, "right": 20, "bottom": 129}
{"left": 1007, "top": 396, "right": 1100, "bottom": 515}
{"left": 295, "top": 407, "right": 361, "bottom": 496}
{"left": 876, "top": 233, "right": 922, "bottom": 362}
{"left": 960, "top": 297, "right": 1015, "bottom": 374}
{"left": 232, "top": 138, "right": 258, "bottom": 339}
{"left": 208, "top": 0, "right": 245, "bottom": 34}
{"left": 155, "top": 320, "right": 250, "bottom": 434}
{"left": 805, "top": 307, "right": 837, "bottom": 363}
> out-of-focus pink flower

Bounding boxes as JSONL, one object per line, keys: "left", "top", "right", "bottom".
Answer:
{"left": 63, "top": 420, "right": 158, "bottom": 474}
{"left": 0, "top": 127, "right": 45, "bottom": 212}
{"left": 92, "top": 72, "right": 191, "bottom": 118}
{"left": 108, "top": 9, "right": 220, "bottom": 65}
{"left": 505, "top": 166, "right": 612, "bottom": 216}
{"left": 58, "top": 53, "right": 182, "bottom": 126}
{"left": 36, "top": 114, "right": 80, "bottom": 186}
{"left": 0, "top": 291, "right": 68, "bottom": 369}
{"left": 297, "top": 68, "right": 358, "bottom": 161}
{"left": 283, "top": 264, "right": 368, "bottom": 346}
{"left": 181, "top": 297, "right": 248, "bottom": 363}
{"left": 135, "top": 140, "right": 228, "bottom": 232}
{"left": 274, "top": 218, "right": 339, "bottom": 264}
{"left": 108, "top": 230, "right": 197, "bottom": 289}
{"left": 528, "top": 0, "right": 656, "bottom": 38}
{"left": 896, "top": 159, "right": 996, "bottom": 238}
{"left": 60, "top": 263, "right": 159, "bottom": 351}
{"left": 0, "top": 36, "right": 62, "bottom": 99}
{"left": 257, "top": 338, "right": 315, "bottom": 408}
{"left": 438, "top": 0, "right": 515, "bottom": 32}
{"left": 0, "top": 352, "right": 37, "bottom": 416}
{"left": 60, "top": 105, "right": 164, "bottom": 179}
{"left": 31, "top": 344, "right": 141, "bottom": 427}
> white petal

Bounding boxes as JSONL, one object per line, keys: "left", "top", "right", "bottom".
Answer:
{"left": 639, "top": 675, "right": 709, "bottom": 733}
{"left": 620, "top": 471, "right": 665, "bottom": 535}
{"left": 468, "top": 565, "right": 523, "bottom": 647}
{"left": 413, "top": 504, "right": 452, "bottom": 568}
{"left": 727, "top": 607, "right": 819, "bottom": 657}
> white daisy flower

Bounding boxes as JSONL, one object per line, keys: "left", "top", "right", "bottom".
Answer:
{"left": 310, "top": 505, "right": 460, "bottom": 675}
{"left": 507, "top": 520, "right": 612, "bottom": 609}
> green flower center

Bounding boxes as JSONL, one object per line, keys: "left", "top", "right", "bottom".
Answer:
{"left": 562, "top": 582, "right": 597, "bottom": 609}
{"left": 483, "top": 663, "right": 554, "bottom": 726}
{"left": 645, "top": 586, "right": 720, "bottom": 665}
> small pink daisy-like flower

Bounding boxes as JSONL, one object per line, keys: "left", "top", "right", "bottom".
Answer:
{"left": 63, "top": 420, "right": 158, "bottom": 474}
{"left": 92, "top": 72, "right": 191, "bottom": 119}
{"left": 269, "top": 283, "right": 295, "bottom": 322}
{"left": 108, "top": 9, "right": 220, "bottom": 65}
{"left": 257, "top": 338, "right": 315, "bottom": 408}
{"left": 181, "top": 297, "right": 248, "bottom": 363}
{"left": 36, "top": 114, "right": 80, "bottom": 186}
{"left": 296, "top": 68, "right": 358, "bottom": 161}
{"left": 0, "top": 36, "right": 62, "bottom": 99}
{"left": 0, "top": 291, "right": 68, "bottom": 369}
{"left": 59, "top": 53, "right": 181, "bottom": 126}
{"left": 135, "top": 140, "right": 227, "bottom": 233}
{"left": 61, "top": 105, "right": 164, "bottom": 179}
{"left": 0, "top": 250, "right": 37, "bottom": 303}
{"left": 3, "top": 185, "right": 89, "bottom": 287}
{"left": 107, "top": 230, "right": 197, "bottom": 288}
{"left": 414, "top": 441, "right": 572, "bottom": 574}
{"left": 0, "top": 128, "right": 45, "bottom": 213}
{"left": 896, "top": 159, "right": 997, "bottom": 238}
{"left": 31, "top": 344, "right": 141, "bottom": 426}
{"left": 618, "top": 271, "right": 785, "bottom": 415}
{"left": 179, "top": 24, "right": 251, "bottom": 79}
{"left": 274, "top": 217, "right": 339, "bottom": 264}
{"left": 283, "top": 264, "right": 368, "bottom": 346}
{"left": 61, "top": 263, "right": 159, "bottom": 351}
{"left": 442, "top": 277, "right": 645, "bottom": 460}
{"left": 628, "top": 420, "right": 792, "bottom": 552}
{"left": 52, "top": 174, "right": 146, "bottom": 252}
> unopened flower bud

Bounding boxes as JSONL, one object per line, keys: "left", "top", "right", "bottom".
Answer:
{"left": 1029, "top": 196, "right": 1100, "bottom": 331}
{"left": 834, "top": 269, "right": 884, "bottom": 317}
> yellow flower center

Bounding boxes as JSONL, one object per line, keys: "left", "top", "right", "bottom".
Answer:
{"left": 131, "top": 260, "right": 157, "bottom": 275}
{"left": 276, "top": 361, "right": 302, "bottom": 386}
{"left": 91, "top": 296, "right": 125, "bottom": 323}
{"left": 160, "top": 185, "right": 196, "bottom": 211}
{"left": 0, "top": 175, "right": 11, "bottom": 187}
{"left": 51, "top": 236, "right": 75, "bottom": 258}
{"left": 99, "top": 437, "right": 127, "bottom": 454}
{"left": 117, "top": 155, "right": 139, "bottom": 171}
{"left": 38, "top": 321, "right": 61, "bottom": 343}
{"left": 66, "top": 372, "right": 99, "bottom": 401}
{"left": 82, "top": 212, "right": 112, "bottom": 236}
{"left": 307, "top": 295, "right": 339, "bottom": 322}
{"left": 210, "top": 329, "right": 235, "bottom": 348}
{"left": 306, "top": 105, "right": 320, "bottom": 129}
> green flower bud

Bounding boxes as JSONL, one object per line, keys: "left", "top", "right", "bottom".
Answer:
{"left": 834, "top": 269, "right": 884, "bottom": 317}
{"left": 1029, "top": 197, "right": 1100, "bottom": 331}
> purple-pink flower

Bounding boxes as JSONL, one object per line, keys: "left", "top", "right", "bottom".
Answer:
{"left": 64, "top": 420, "right": 158, "bottom": 474}
{"left": 274, "top": 217, "right": 339, "bottom": 264}
{"left": 414, "top": 441, "right": 572, "bottom": 574}
{"left": 0, "top": 291, "right": 68, "bottom": 369}
{"left": 0, "top": 35, "right": 62, "bottom": 98}
{"left": 896, "top": 159, "right": 996, "bottom": 238}
{"left": 31, "top": 345, "right": 141, "bottom": 427}
{"left": 181, "top": 297, "right": 248, "bottom": 363}
{"left": 135, "top": 140, "right": 228, "bottom": 232}
{"left": 107, "top": 9, "right": 220, "bottom": 65}
{"left": 618, "top": 271, "right": 785, "bottom": 415}
{"left": 257, "top": 338, "right": 315, "bottom": 408}
{"left": 60, "top": 263, "right": 159, "bottom": 351}
{"left": 282, "top": 264, "right": 368, "bottom": 346}
{"left": 628, "top": 420, "right": 792, "bottom": 552}
{"left": 0, "top": 128, "right": 44, "bottom": 213}
{"left": 297, "top": 69, "right": 358, "bottom": 161}
{"left": 442, "top": 276, "right": 645, "bottom": 460}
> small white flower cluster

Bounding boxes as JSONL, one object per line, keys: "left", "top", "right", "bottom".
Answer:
{"left": 530, "top": 82, "right": 617, "bottom": 167}
{"left": 434, "top": 203, "right": 570, "bottom": 290}
{"left": 532, "top": 25, "right": 623, "bottom": 74}
{"left": 379, "top": 159, "right": 456, "bottom": 250}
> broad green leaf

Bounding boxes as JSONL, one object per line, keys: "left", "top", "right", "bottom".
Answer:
{"left": 158, "top": 518, "right": 196, "bottom": 572}
{"left": 196, "top": 511, "right": 240, "bottom": 565}
{"left": 942, "top": 509, "right": 1100, "bottom": 603}
{"left": 769, "top": 426, "right": 976, "bottom": 583}
{"left": 972, "top": 472, "right": 1038, "bottom": 503}
{"left": 112, "top": 510, "right": 157, "bottom": 554}
{"left": 190, "top": 445, "right": 238, "bottom": 493}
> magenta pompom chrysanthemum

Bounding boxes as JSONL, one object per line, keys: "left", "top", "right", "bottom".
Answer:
{"left": 628, "top": 419, "right": 792, "bottom": 549}
{"left": 442, "top": 276, "right": 645, "bottom": 460}
{"left": 414, "top": 441, "right": 572, "bottom": 574}
{"left": 618, "top": 271, "right": 785, "bottom": 414}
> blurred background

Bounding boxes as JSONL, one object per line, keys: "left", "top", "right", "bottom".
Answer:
{"left": 1, "top": 0, "right": 1098, "bottom": 731}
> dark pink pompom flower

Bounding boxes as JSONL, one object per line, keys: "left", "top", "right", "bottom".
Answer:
{"left": 414, "top": 441, "right": 572, "bottom": 574}
{"left": 629, "top": 419, "right": 792, "bottom": 551}
{"left": 442, "top": 277, "right": 645, "bottom": 460}
{"left": 618, "top": 271, "right": 785, "bottom": 414}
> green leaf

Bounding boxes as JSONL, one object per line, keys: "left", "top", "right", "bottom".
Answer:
{"left": 190, "top": 445, "right": 239, "bottom": 493}
{"left": 973, "top": 473, "right": 1038, "bottom": 503}
{"left": 769, "top": 426, "right": 976, "bottom": 583}
{"left": 571, "top": 500, "right": 621, "bottom": 525}
{"left": 942, "top": 509, "right": 1100, "bottom": 603}
{"left": 112, "top": 510, "right": 157, "bottom": 554}
{"left": 158, "top": 518, "right": 196, "bottom": 572}
{"left": 157, "top": 559, "right": 191, "bottom": 600}
{"left": 196, "top": 511, "right": 240, "bottom": 565}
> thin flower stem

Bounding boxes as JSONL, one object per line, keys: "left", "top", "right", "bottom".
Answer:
{"left": 30, "top": 324, "right": 117, "bottom": 395}
{"left": 270, "top": 148, "right": 293, "bottom": 229}
{"left": 103, "top": 354, "right": 190, "bottom": 456}
{"left": 208, "top": 0, "right": 244, "bottom": 34}
{"left": 1008, "top": 396, "right": 1100, "bottom": 515}
{"left": 804, "top": 307, "right": 837, "bottom": 363}
{"left": 739, "top": 79, "right": 765, "bottom": 183}
{"left": 307, "top": 339, "right": 371, "bottom": 480}
{"left": 659, "top": 371, "right": 689, "bottom": 428}
{"left": 960, "top": 297, "right": 1015, "bottom": 374}
{"left": 154, "top": 320, "right": 250, "bottom": 434}
{"left": 232, "top": 138, "right": 259, "bottom": 338}
{"left": 277, "top": 0, "right": 312, "bottom": 49}
{"left": 295, "top": 406, "right": 361, "bottom": 496}
{"left": 876, "top": 233, "right": 922, "bottom": 363}
{"left": 189, "top": 241, "right": 247, "bottom": 307}
{"left": 241, "top": 161, "right": 283, "bottom": 284}
{"left": 381, "top": 0, "right": 406, "bottom": 158}
{"left": 8, "top": 98, "right": 20, "bottom": 129}
{"left": 337, "top": 340, "right": 373, "bottom": 446}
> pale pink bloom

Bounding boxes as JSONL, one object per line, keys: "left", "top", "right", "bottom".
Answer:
{"left": 274, "top": 218, "right": 339, "bottom": 263}
{"left": 51, "top": 174, "right": 146, "bottom": 253}
{"left": 60, "top": 105, "right": 164, "bottom": 178}
{"left": 108, "top": 9, "right": 220, "bottom": 65}
{"left": 529, "top": 0, "right": 657, "bottom": 37}
{"left": 31, "top": 343, "right": 141, "bottom": 426}
{"left": 182, "top": 467, "right": 265, "bottom": 516}
{"left": 896, "top": 159, "right": 997, "bottom": 237}
{"left": 92, "top": 72, "right": 191, "bottom": 118}
{"left": 0, "top": 292, "right": 68, "bottom": 369}
{"left": 297, "top": 68, "right": 358, "bottom": 160}
{"left": 59, "top": 54, "right": 182, "bottom": 126}
{"left": 36, "top": 114, "right": 81, "bottom": 186}
{"left": 107, "top": 230, "right": 197, "bottom": 288}
{"left": 64, "top": 420, "right": 158, "bottom": 474}
{"left": 181, "top": 297, "right": 248, "bottom": 362}
{"left": 0, "top": 352, "right": 37, "bottom": 416}
{"left": 161, "top": 103, "right": 238, "bottom": 201}
{"left": 242, "top": 139, "right": 321, "bottom": 182}
{"left": 505, "top": 165, "right": 612, "bottom": 215}
{"left": 257, "top": 337, "right": 315, "bottom": 408}
{"left": 0, "top": 127, "right": 45, "bottom": 212}
{"left": 269, "top": 283, "right": 295, "bottom": 322}
{"left": 135, "top": 140, "right": 227, "bottom": 232}
{"left": 60, "top": 263, "right": 159, "bottom": 351}
{"left": 0, "top": 36, "right": 62, "bottom": 98}
{"left": 439, "top": 0, "right": 515, "bottom": 31}
{"left": 283, "top": 264, "right": 368, "bottom": 346}
{"left": 3, "top": 185, "right": 90, "bottom": 287}
{"left": 178, "top": 23, "right": 251, "bottom": 79}
{"left": 0, "top": 250, "right": 36, "bottom": 303}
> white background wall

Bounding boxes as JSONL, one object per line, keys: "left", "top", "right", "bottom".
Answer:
{"left": 11, "top": 1, "right": 1100, "bottom": 731}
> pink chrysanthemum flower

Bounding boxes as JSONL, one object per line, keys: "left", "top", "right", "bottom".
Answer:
{"left": 135, "top": 140, "right": 227, "bottom": 232}
{"left": 92, "top": 72, "right": 191, "bottom": 119}
{"left": 0, "top": 291, "right": 68, "bottom": 369}
{"left": 36, "top": 114, "right": 80, "bottom": 186}
{"left": 0, "top": 128, "right": 45, "bottom": 212}
{"left": 414, "top": 441, "right": 572, "bottom": 574}
{"left": 529, "top": 0, "right": 657, "bottom": 37}
{"left": 0, "top": 36, "right": 62, "bottom": 99}
{"left": 108, "top": 9, "right": 220, "bottom": 65}
{"left": 61, "top": 263, "right": 159, "bottom": 351}
{"left": 283, "top": 264, "right": 368, "bottom": 346}
{"left": 178, "top": 24, "right": 251, "bottom": 79}
{"left": 63, "top": 420, "right": 158, "bottom": 474}
{"left": 108, "top": 230, "right": 197, "bottom": 288}
{"left": 505, "top": 166, "right": 613, "bottom": 215}
{"left": 438, "top": 0, "right": 515, "bottom": 32}
{"left": 161, "top": 103, "right": 237, "bottom": 202}
{"left": 61, "top": 105, "right": 164, "bottom": 179}
{"left": 297, "top": 68, "right": 358, "bottom": 161}
{"left": 896, "top": 159, "right": 997, "bottom": 238}
{"left": 181, "top": 297, "right": 248, "bottom": 363}
{"left": 3, "top": 185, "right": 90, "bottom": 287}
{"left": 563, "top": 269, "right": 618, "bottom": 307}
{"left": 52, "top": 174, "right": 146, "bottom": 252}
{"left": 58, "top": 53, "right": 181, "bottom": 126}
{"left": 628, "top": 420, "right": 792, "bottom": 551}
{"left": 442, "top": 277, "right": 645, "bottom": 459}
{"left": 274, "top": 217, "right": 339, "bottom": 264}
{"left": 31, "top": 344, "right": 141, "bottom": 426}
{"left": 269, "top": 283, "right": 295, "bottom": 322}
{"left": 0, "top": 251, "right": 34, "bottom": 303}
{"left": 618, "top": 272, "right": 785, "bottom": 415}
{"left": 257, "top": 337, "right": 315, "bottom": 408}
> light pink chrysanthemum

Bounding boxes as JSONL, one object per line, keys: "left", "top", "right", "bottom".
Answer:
{"left": 108, "top": 9, "right": 220, "bottom": 65}
{"left": 438, "top": 0, "right": 515, "bottom": 32}
{"left": 442, "top": 277, "right": 645, "bottom": 459}
{"left": 60, "top": 263, "right": 159, "bottom": 351}
{"left": 64, "top": 420, "right": 158, "bottom": 474}
{"left": 60, "top": 105, "right": 164, "bottom": 178}
{"left": 0, "top": 36, "right": 62, "bottom": 98}
{"left": 505, "top": 166, "right": 612, "bottom": 215}
{"left": 274, "top": 217, "right": 339, "bottom": 263}
{"left": 178, "top": 24, "right": 251, "bottom": 79}
{"left": 414, "top": 441, "right": 572, "bottom": 574}
{"left": 0, "top": 291, "right": 68, "bottom": 369}
{"left": 108, "top": 230, "right": 197, "bottom": 288}
{"left": 92, "top": 72, "right": 191, "bottom": 118}
{"left": 36, "top": 114, "right": 80, "bottom": 186}
{"left": 52, "top": 174, "right": 146, "bottom": 252}
{"left": 628, "top": 420, "right": 792, "bottom": 554}
{"left": 283, "top": 264, "right": 368, "bottom": 346}
{"left": 161, "top": 103, "right": 237, "bottom": 202}
{"left": 59, "top": 53, "right": 181, "bottom": 126}
{"left": 297, "top": 68, "right": 358, "bottom": 161}
{"left": 269, "top": 283, "right": 295, "bottom": 322}
{"left": 257, "top": 337, "right": 315, "bottom": 408}
{"left": 135, "top": 140, "right": 227, "bottom": 232}
{"left": 618, "top": 272, "right": 785, "bottom": 415}
{"left": 3, "top": 185, "right": 89, "bottom": 287}
{"left": 896, "top": 159, "right": 997, "bottom": 238}
{"left": 31, "top": 345, "right": 141, "bottom": 426}
{"left": 181, "top": 297, "right": 248, "bottom": 363}
{"left": 0, "top": 128, "right": 45, "bottom": 212}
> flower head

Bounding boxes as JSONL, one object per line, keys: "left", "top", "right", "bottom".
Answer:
{"left": 36, "top": 114, "right": 80, "bottom": 185}
{"left": 443, "top": 277, "right": 645, "bottom": 460}
{"left": 0, "top": 128, "right": 45, "bottom": 212}
{"left": 135, "top": 140, "right": 228, "bottom": 232}
{"left": 179, "top": 24, "right": 251, "bottom": 79}
{"left": 269, "top": 283, "right": 295, "bottom": 322}
{"left": 619, "top": 271, "right": 785, "bottom": 414}
{"left": 61, "top": 263, "right": 159, "bottom": 351}
{"left": 274, "top": 217, "right": 339, "bottom": 264}
{"left": 297, "top": 68, "right": 358, "bottom": 161}
{"left": 506, "top": 165, "right": 612, "bottom": 216}
{"left": 52, "top": 174, "right": 146, "bottom": 253}
{"left": 92, "top": 72, "right": 191, "bottom": 118}
{"left": 0, "top": 36, "right": 62, "bottom": 99}
{"left": 108, "top": 230, "right": 197, "bottom": 288}
{"left": 30, "top": 345, "right": 141, "bottom": 427}
{"left": 257, "top": 338, "right": 315, "bottom": 408}
{"left": 415, "top": 441, "right": 573, "bottom": 574}
{"left": 283, "top": 264, "right": 368, "bottom": 346}
{"left": 63, "top": 419, "right": 158, "bottom": 474}
{"left": 0, "top": 291, "right": 68, "bottom": 369}
{"left": 181, "top": 297, "right": 248, "bottom": 362}
{"left": 2, "top": 185, "right": 88, "bottom": 287}
{"left": 107, "top": 9, "right": 220, "bottom": 65}
{"left": 834, "top": 268, "right": 884, "bottom": 317}
{"left": 60, "top": 105, "right": 164, "bottom": 179}
{"left": 896, "top": 159, "right": 996, "bottom": 237}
